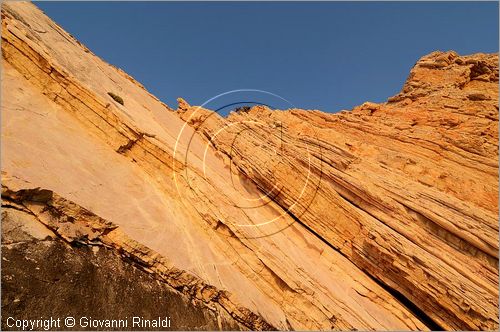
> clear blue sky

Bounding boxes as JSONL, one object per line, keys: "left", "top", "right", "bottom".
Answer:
{"left": 36, "top": 1, "right": 498, "bottom": 114}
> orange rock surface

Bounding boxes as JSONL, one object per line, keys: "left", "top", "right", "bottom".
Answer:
{"left": 1, "top": 2, "right": 498, "bottom": 330}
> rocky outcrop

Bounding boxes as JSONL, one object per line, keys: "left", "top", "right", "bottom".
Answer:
{"left": 1, "top": 2, "right": 498, "bottom": 331}
{"left": 175, "top": 50, "right": 499, "bottom": 330}
{"left": 1, "top": 193, "right": 244, "bottom": 331}
{"left": 1, "top": 179, "right": 269, "bottom": 331}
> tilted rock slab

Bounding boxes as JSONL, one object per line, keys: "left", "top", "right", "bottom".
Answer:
{"left": 1, "top": 2, "right": 498, "bottom": 330}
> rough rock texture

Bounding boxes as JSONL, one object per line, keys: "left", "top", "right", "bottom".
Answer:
{"left": 1, "top": 199, "right": 243, "bottom": 331}
{"left": 1, "top": 2, "right": 498, "bottom": 331}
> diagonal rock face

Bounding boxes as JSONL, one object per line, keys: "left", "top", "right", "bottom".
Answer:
{"left": 1, "top": 196, "right": 245, "bottom": 331}
{"left": 182, "top": 51, "right": 499, "bottom": 330}
{"left": 1, "top": 2, "right": 498, "bottom": 331}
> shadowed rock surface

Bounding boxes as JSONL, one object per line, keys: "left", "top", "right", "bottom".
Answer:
{"left": 1, "top": 2, "right": 498, "bottom": 330}
{"left": 1, "top": 205, "right": 243, "bottom": 331}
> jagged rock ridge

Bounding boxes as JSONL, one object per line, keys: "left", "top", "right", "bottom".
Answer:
{"left": 1, "top": 2, "right": 498, "bottom": 330}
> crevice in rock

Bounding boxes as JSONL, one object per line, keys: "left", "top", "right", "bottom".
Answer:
{"left": 365, "top": 273, "right": 443, "bottom": 331}
{"left": 275, "top": 199, "right": 442, "bottom": 330}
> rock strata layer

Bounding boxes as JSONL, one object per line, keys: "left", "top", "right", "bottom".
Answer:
{"left": 1, "top": 2, "right": 498, "bottom": 330}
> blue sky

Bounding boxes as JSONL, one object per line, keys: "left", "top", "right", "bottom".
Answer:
{"left": 36, "top": 1, "right": 498, "bottom": 114}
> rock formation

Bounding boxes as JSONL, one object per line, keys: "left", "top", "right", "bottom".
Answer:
{"left": 1, "top": 2, "right": 498, "bottom": 330}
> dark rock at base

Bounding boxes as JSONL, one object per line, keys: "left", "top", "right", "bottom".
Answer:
{"left": 1, "top": 208, "right": 242, "bottom": 331}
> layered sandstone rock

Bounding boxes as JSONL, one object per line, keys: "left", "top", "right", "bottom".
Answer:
{"left": 1, "top": 2, "right": 498, "bottom": 330}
